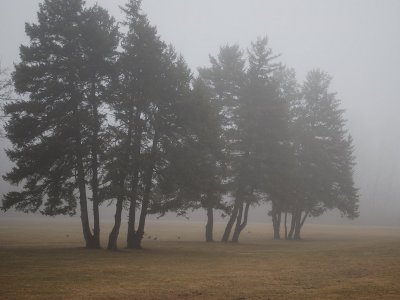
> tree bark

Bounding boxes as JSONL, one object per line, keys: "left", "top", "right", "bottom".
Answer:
{"left": 72, "top": 91, "right": 95, "bottom": 249}
{"left": 231, "top": 200, "right": 244, "bottom": 243}
{"left": 130, "top": 127, "right": 159, "bottom": 249}
{"left": 107, "top": 193, "right": 124, "bottom": 250}
{"left": 284, "top": 211, "right": 288, "bottom": 240}
{"left": 271, "top": 202, "right": 281, "bottom": 240}
{"left": 77, "top": 144, "right": 96, "bottom": 248}
{"left": 231, "top": 200, "right": 250, "bottom": 243}
{"left": 127, "top": 108, "right": 143, "bottom": 248}
{"left": 287, "top": 212, "right": 296, "bottom": 240}
{"left": 205, "top": 204, "right": 214, "bottom": 242}
{"left": 107, "top": 104, "right": 135, "bottom": 250}
{"left": 90, "top": 81, "right": 101, "bottom": 249}
{"left": 293, "top": 212, "right": 301, "bottom": 240}
{"left": 293, "top": 211, "right": 309, "bottom": 240}
{"left": 221, "top": 200, "right": 240, "bottom": 242}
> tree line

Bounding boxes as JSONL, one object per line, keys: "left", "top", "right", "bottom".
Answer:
{"left": 1, "top": 0, "right": 358, "bottom": 249}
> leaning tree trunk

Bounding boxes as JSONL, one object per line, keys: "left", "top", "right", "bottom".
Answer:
{"left": 73, "top": 97, "right": 96, "bottom": 249}
{"left": 130, "top": 129, "right": 159, "bottom": 249}
{"left": 77, "top": 146, "right": 96, "bottom": 248}
{"left": 127, "top": 108, "right": 143, "bottom": 249}
{"left": 107, "top": 106, "right": 134, "bottom": 251}
{"left": 107, "top": 193, "right": 124, "bottom": 250}
{"left": 126, "top": 172, "right": 139, "bottom": 248}
{"left": 284, "top": 211, "right": 288, "bottom": 240}
{"left": 221, "top": 200, "right": 240, "bottom": 242}
{"left": 231, "top": 200, "right": 250, "bottom": 243}
{"left": 293, "top": 210, "right": 309, "bottom": 240}
{"left": 205, "top": 201, "right": 214, "bottom": 242}
{"left": 287, "top": 212, "right": 296, "bottom": 240}
{"left": 90, "top": 82, "right": 101, "bottom": 249}
{"left": 293, "top": 211, "right": 302, "bottom": 240}
{"left": 271, "top": 202, "right": 281, "bottom": 240}
{"left": 231, "top": 200, "right": 244, "bottom": 243}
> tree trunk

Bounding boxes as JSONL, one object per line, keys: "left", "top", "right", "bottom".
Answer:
{"left": 287, "top": 212, "right": 296, "bottom": 240}
{"left": 231, "top": 200, "right": 244, "bottom": 243}
{"left": 293, "top": 210, "right": 306, "bottom": 240}
{"left": 231, "top": 200, "right": 250, "bottom": 243}
{"left": 107, "top": 194, "right": 124, "bottom": 250}
{"left": 300, "top": 211, "right": 309, "bottom": 228}
{"left": 293, "top": 211, "right": 309, "bottom": 240}
{"left": 284, "top": 211, "right": 288, "bottom": 240}
{"left": 126, "top": 177, "right": 138, "bottom": 248}
{"left": 107, "top": 105, "right": 134, "bottom": 251}
{"left": 127, "top": 108, "right": 143, "bottom": 249}
{"left": 274, "top": 212, "right": 281, "bottom": 240}
{"left": 77, "top": 147, "right": 96, "bottom": 248}
{"left": 73, "top": 98, "right": 96, "bottom": 249}
{"left": 221, "top": 200, "right": 240, "bottom": 242}
{"left": 90, "top": 81, "right": 101, "bottom": 249}
{"left": 205, "top": 204, "right": 214, "bottom": 242}
{"left": 271, "top": 202, "right": 281, "bottom": 240}
{"left": 131, "top": 128, "right": 159, "bottom": 249}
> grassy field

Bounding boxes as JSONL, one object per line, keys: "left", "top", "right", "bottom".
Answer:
{"left": 1, "top": 218, "right": 400, "bottom": 299}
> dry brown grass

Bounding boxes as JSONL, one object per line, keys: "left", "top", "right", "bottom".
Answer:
{"left": 0, "top": 218, "right": 400, "bottom": 299}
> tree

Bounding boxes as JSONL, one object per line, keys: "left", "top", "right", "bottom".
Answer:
{"left": 267, "top": 66, "right": 300, "bottom": 240}
{"left": 153, "top": 77, "right": 227, "bottom": 242}
{"left": 2, "top": 0, "right": 118, "bottom": 248}
{"left": 103, "top": 0, "right": 194, "bottom": 250}
{"left": 81, "top": 3, "right": 119, "bottom": 248}
{"left": 286, "top": 69, "right": 359, "bottom": 240}
{"left": 230, "top": 36, "right": 289, "bottom": 242}
{"left": 199, "top": 44, "right": 246, "bottom": 243}
{"left": 104, "top": 0, "right": 167, "bottom": 250}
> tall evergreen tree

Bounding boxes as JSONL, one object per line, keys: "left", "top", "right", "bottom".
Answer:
{"left": 2, "top": 0, "right": 118, "bottom": 248}
{"left": 230, "top": 36, "right": 289, "bottom": 242}
{"left": 153, "top": 77, "right": 227, "bottom": 242}
{"left": 287, "top": 69, "right": 359, "bottom": 240}
{"left": 105, "top": 0, "right": 193, "bottom": 249}
{"left": 105, "top": 0, "right": 166, "bottom": 250}
{"left": 199, "top": 44, "right": 246, "bottom": 242}
{"left": 267, "top": 66, "right": 300, "bottom": 240}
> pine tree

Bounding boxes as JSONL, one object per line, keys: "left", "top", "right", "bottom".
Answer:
{"left": 104, "top": 0, "right": 193, "bottom": 249}
{"left": 230, "top": 37, "right": 289, "bottom": 242}
{"left": 287, "top": 70, "right": 359, "bottom": 240}
{"left": 199, "top": 44, "right": 246, "bottom": 242}
{"left": 2, "top": 0, "right": 118, "bottom": 248}
{"left": 153, "top": 77, "right": 227, "bottom": 242}
{"left": 264, "top": 66, "right": 300, "bottom": 240}
{"left": 104, "top": 0, "right": 167, "bottom": 250}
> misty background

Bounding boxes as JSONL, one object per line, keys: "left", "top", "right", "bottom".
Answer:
{"left": 1, "top": 0, "right": 399, "bottom": 226}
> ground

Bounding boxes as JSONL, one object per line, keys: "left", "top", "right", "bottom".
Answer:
{"left": 0, "top": 218, "right": 400, "bottom": 299}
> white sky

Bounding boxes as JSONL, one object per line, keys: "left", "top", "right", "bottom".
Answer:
{"left": 1, "top": 0, "right": 399, "bottom": 225}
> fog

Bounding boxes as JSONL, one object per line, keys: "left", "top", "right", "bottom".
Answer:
{"left": 0, "top": 0, "right": 399, "bottom": 226}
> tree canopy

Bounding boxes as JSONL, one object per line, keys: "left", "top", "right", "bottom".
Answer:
{"left": 2, "top": 0, "right": 359, "bottom": 249}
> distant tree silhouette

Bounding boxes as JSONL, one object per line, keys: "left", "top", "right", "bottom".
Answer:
{"left": 286, "top": 70, "right": 359, "bottom": 240}
{"left": 153, "top": 77, "right": 228, "bottom": 243}
{"left": 199, "top": 44, "right": 246, "bottom": 242}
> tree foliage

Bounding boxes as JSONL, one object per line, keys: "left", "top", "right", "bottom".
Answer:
{"left": 2, "top": 0, "right": 359, "bottom": 248}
